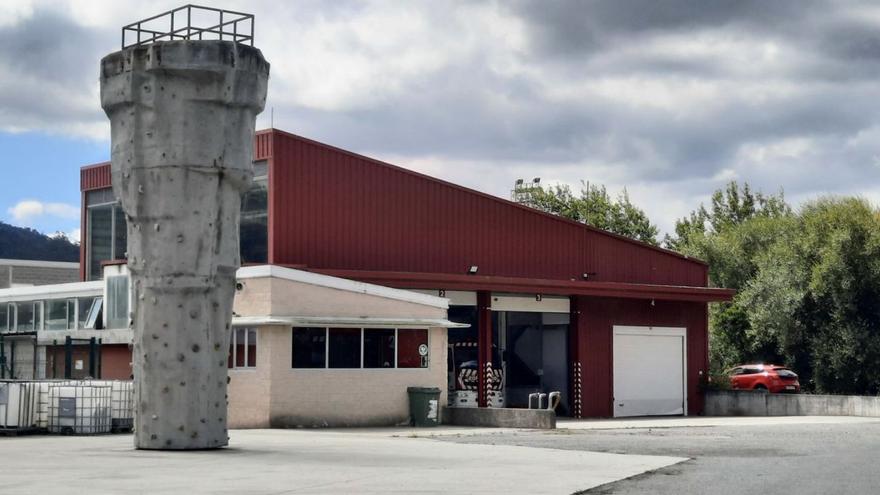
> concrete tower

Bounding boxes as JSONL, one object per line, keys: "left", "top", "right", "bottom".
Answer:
{"left": 100, "top": 10, "right": 269, "bottom": 449}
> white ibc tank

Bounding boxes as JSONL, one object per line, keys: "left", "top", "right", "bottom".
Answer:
{"left": 48, "top": 383, "right": 112, "bottom": 434}
{"left": 0, "top": 381, "right": 37, "bottom": 429}
{"left": 109, "top": 381, "right": 134, "bottom": 431}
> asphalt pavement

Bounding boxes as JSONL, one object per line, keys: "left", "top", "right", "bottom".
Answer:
{"left": 440, "top": 417, "right": 880, "bottom": 494}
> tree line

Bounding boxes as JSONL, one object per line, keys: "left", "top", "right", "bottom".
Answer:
{"left": 529, "top": 181, "right": 880, "bottom": 394}
{"left": 0, "top": 221, "right": 80, "bottom": 262}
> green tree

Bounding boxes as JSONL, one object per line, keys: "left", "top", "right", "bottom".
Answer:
{"left": 741, "top": 198, "right": 880, "bottom": 393}
{"left": 529, "top": 182, "right": 660, "bottom": 244}
{"left": 667, "top": 181, "right": 792, "bottom": 374}
{"left": 0, "top": 221, "right": 79, "bottom": 262}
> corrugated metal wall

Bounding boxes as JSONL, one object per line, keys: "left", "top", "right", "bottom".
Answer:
{"left": 81, "top": 130, "right": 707, "bottom": 288}
{"left": 269, "top": 130, "right": 707, "bottom": 287}
{"left": 80, "top": 162, "right": 111, "bottom": 191}
{"left": 574, "top": 296, "right": 708, "bottom": 417}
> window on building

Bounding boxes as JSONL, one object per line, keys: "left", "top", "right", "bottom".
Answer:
{"left": 86, "top": 189, "right": 127, "bottom": 281}
{"left": 291, "top": 327, "right": 430, "bottom": 369}
{"left": 46, "top": 299, "right": 76, "bottom": 331}
{"left": 229, "top": 327, "right": 257, "bottom": 369}
{"left": 14, "top": 301, "right": 41, "bottom": 332}
{"left": 329, "top": 328, "right": 361, "bottom": 368}
{"left": 106, "top": 276, "right": 129, "bottom": 329}
{"left": 241, "top": 160, "right": 268, "bottom": 265}
{"left": 292, "top": 327, "right": 327, "bottom": 368}
{"left": 398, "top": 329, "right": 429, "bottom": 368}
{"left": 81, "top": 297, "right": 103, "bottom": 330}
{"left": 78, "top": 297, "right": 96, "bottom": 329}
{"left": 0, "top": 304, "right": 9, "bottom": 333}
{"left": 363, "top": 329, "right": 395, "bottom": 368}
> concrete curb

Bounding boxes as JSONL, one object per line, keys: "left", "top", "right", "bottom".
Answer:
{"left": 443, "top": 407, "right": 556, "bottom": 429}
{"left": 705, "top": 390, "right": 880, "bottom": 417}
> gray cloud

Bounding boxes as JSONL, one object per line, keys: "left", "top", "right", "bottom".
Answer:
{"left": 3, "top": 0, "right": 880, "bottom": 234}
{"left": 0, "top": 9, "right": 112, "bottom": 136}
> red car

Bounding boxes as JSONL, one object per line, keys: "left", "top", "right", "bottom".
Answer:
{"left": 728, "top": 364, "right": 800, "bottom": 393}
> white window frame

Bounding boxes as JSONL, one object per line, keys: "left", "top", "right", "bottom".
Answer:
{"left": 229, "top": 327, "right": 258, "bottom": 370}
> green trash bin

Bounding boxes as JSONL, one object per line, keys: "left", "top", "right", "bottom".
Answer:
{"left": 407, "top": 387, "right": 441, "bottom": 427}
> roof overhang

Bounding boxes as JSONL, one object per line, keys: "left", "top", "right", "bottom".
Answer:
{"left": 237, "top": 265, "right": 450, "bottom": 309}
{"left": 232, "top": 315, "right": 469, "bottom": 329}
{"left": 0, "top": 281, "right": 103, "bottom": 303}
{"left": 304, "top": 269, "right": 735, "bottom": 303}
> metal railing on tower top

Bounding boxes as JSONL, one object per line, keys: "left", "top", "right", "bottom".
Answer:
{"left": 121, "top": 4, "right": 254, "bottom": 49}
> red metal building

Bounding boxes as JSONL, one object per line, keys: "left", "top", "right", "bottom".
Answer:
{"left": 81, "top": 128, "right": 733, "bottom": 418}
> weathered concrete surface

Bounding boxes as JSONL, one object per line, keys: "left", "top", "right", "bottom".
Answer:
{"left": 100, "top": 40, "right": 268, "bottom": 450}
{"left": 0, "top": 429, "right": 685, "bottom": 494}
{"left": 443, "top": 406, "right": 557, "bottom": 429}
{"left": 705, "top": 390, "right": 880, "bottom": 417}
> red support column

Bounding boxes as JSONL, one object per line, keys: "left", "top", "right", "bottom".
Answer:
{"left": 569, "top": 296, "right": 583, "bottom": 418}
{"left": 477, "top": 291, "right": 493, "bottom": 408}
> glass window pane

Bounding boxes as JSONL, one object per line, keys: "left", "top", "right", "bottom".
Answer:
{"left": 16, "top": 302, "right": 35, "bottom": 331}
{"left": 253, "top": 160, "right": 268, "bottom": 178}
{"left": 46, "top": 300, "right": 69, "bottom": 330}
{"left": 106, "top": 276, "right": 129, "bottom": 329}
{"left": 363, "top": 329, "right": 395, "bottom": 368}
{"left": 247, "top": 329, "right": 257, "bottom": 368}
{"left": 78, "top": 297, "right": 95, "bottom": 329}
{"left": 83, "top": 297, "right": 103, "bottom": 330}
{"left": 235, "top": 328, "right": 246, "bottom": 368}
{"left": 0, "top": 304, "right": 8, "bottom": 333}
{"left": 67, "top": 300, "right": 76, "bottom": 329}
{"left": 398, "top": 329, "right": 429, "bottom": 368}
{"left": 86, "top": 188, "right": 114, "bottom": 206}
{"left": 240, "top": 177, "right": 268, "bottom": 264}
{"left": 114, "top": 204, "right": 128, "bottom": 261}
{"left": 88, "top": 205, "right": 113, "bottom": 280}
{"left": 329, "top": 328, "right": 361, "bottom": 368}
{"left": 292, "top": 328, "right": 326, "bottom": 368}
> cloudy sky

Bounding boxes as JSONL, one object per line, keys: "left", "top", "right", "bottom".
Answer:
{"left": 3, "top": 0, "right": 880, "bottom": 242}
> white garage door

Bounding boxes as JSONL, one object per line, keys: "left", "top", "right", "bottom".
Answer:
{"left": 613, "top": 326, "right": 686, "bottom": 418}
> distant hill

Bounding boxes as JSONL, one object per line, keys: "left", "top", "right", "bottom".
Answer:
{"left": 0, "top": 221, "right": 79, "bottom": 262}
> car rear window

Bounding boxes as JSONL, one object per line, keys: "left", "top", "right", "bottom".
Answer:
{"left": 775, "top": 368, "right": 798, "bottom": 378}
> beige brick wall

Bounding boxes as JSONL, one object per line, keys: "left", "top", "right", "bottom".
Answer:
{"left": 228, "top": 326, "right": 272, "bottom": 428}
{"left": 234, "top": 277, "right": 446, "bottom": 320}
{"left": 227, "top": 325, "right": 448, "bottom": 428}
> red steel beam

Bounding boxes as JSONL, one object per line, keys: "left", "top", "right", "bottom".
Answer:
{"left": 476, "top": 291, "right": 492, "bottom": 408}
{"left": 305, "top": 268, "right": 735, "bottom": 303}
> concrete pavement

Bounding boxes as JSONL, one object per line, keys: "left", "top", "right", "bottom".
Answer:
{"left": 0, "top": 429, "right": 685, "bottom": 494}
{"left": 443, "top": 416, "right": 880, "bottom": 494}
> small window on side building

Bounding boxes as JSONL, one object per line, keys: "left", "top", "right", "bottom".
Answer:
{"left": 363, "top": 329, "right": 395, "bottom": 368}
{"left": 229, "top": 327, "right": 257, "bottom": 369}
{"left": 292, "top": 327, "right": 327, "bottom": 368}
{"left": 328, "top": 328, "right": 361, "bottom": 368}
